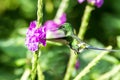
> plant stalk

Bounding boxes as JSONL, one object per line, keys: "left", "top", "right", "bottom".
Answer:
{"left": 78, "top": 4, "right": 94, "bottom": 40}
{"left": 31, "top": 51, "right": 39, "bottom": 80}
{"left": 31, "top": 0, "right": 43, "bottom": 80}
{"left": 64, "top": 3, "right": 94, "bottom": 80}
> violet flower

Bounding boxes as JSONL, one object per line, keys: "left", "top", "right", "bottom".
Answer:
{"left": 75, "top": 60, "right": 80, "bottom": 70}
{"left": 44, "top": 13, "right": 66, "bottom": 31}
{"left": 25, "top": 21, "right": 46, "bottom": 52}
{"left": 78, "top": 0, "right": 104, "bottom": 8}
{"left": 25, "top": 13, "right": 67, "bottom": 52}
{"left": 87, "top": 0, "right": 104, "bottom": 8}
{"left": 58, "top": 13, "right": 67, "bottom": 25}
{"left": 44, "top": 20, "right": 59, "bottom": 31}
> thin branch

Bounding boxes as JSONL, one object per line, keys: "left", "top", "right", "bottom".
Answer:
{"left": 74, "top": 46, "right": 112, "bottom": 80}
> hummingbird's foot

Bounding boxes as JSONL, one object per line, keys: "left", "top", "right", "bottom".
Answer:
{"left": 78, "top": 42, "right": 87, "bottom": 53}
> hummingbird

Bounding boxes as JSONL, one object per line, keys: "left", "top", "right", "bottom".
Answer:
{"left": 46, "top": 23, "right": 119, "bottom": 54}
{"left": 56, "top": 23, "right": 119, "bottom": 54}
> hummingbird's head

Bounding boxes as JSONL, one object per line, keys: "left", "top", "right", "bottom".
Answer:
{"left": 59, "top": 23, "right": 73, "bottom": 36}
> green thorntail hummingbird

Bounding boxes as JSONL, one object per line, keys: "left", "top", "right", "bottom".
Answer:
{"left": 46, "top": 23, "right": 119, "bottom": 54}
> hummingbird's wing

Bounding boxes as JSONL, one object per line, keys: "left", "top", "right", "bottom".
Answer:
{"left": 46, "top": 29, "right": 70, "bottom": 44}
{"left": 46, "top": 29, "right": 65, "bottom": 39}
{"left": 46, "top": 37, "right": 70, "bottom": 44}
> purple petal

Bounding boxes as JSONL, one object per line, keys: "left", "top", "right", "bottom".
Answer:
{"left": 27, "top": 42, "right": 39, "bottom": 52}
{"left": 95, "top": 0, "right": 104, "bottom": 8}
{"left": 25, "top": 36, "right": 39, "bottom": 52}
{"left": 75, "top": 60, "right": 80, "bottom": 70}
{"left": 44, "top": 20, "right": 59, "bottom": 31}
{"left": 78, "top": 0, "right": 85, "bottom": 4}
{"left": 38, "top": 27, "right": 46, "bottom": 46}
{"left": 29, "top": 21, "right": 36, "bottom": 30}
{"left": 58, "top": 13, "right": 67, "bottom": 25}
{"left": 44, "top": 13, "right": 67, "bottom": 31}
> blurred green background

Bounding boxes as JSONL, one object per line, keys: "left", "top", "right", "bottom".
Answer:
{"left": 0, "top": 0, "right": 120, "bottom": 80}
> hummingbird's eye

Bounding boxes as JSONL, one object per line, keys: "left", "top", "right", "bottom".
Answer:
{"left": 62, "top": 26, "right": 65, "bottom": 29}
{"left": 59, "top": 25, "right": 66, "bottom": 31}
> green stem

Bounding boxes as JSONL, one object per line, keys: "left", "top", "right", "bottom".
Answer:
{"left": 31, "top": 0, "right": 43, "bottom": 80}
{"left": 31, "top": 51, "right": 39, "bottom": 80}
{"left": 74, "top": 46, "right": 112, "bottom": 80}
{"left": 37, "top": 63, "right": 44, "bottom": 80}
{"left": 63, "top": 50, "right": 77, "bottom": 80}
{"left": 98, "top": 64, "right": 120, "bottom": 80}
{"left": 37, "top": 0, "right": 43, "bottom": 27}
{"left": 20, "top": 68, "right": 30, "bottom": 80}
{"left": 64, "top": 3, "right": 94, "bottom": 80}
{"left": 78, "top": 4, "right": 94, "bottom": 40}
{"left": 53, "top": 0, "right": 74, "bottom": 80}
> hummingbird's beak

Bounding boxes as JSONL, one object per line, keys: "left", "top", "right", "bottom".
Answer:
{"left": 58, "top": 26, "right": 62, "bottom": 29}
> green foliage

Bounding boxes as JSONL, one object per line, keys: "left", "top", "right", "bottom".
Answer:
{"left": 0, "top": 0, "right": 120, "bottom": 80}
